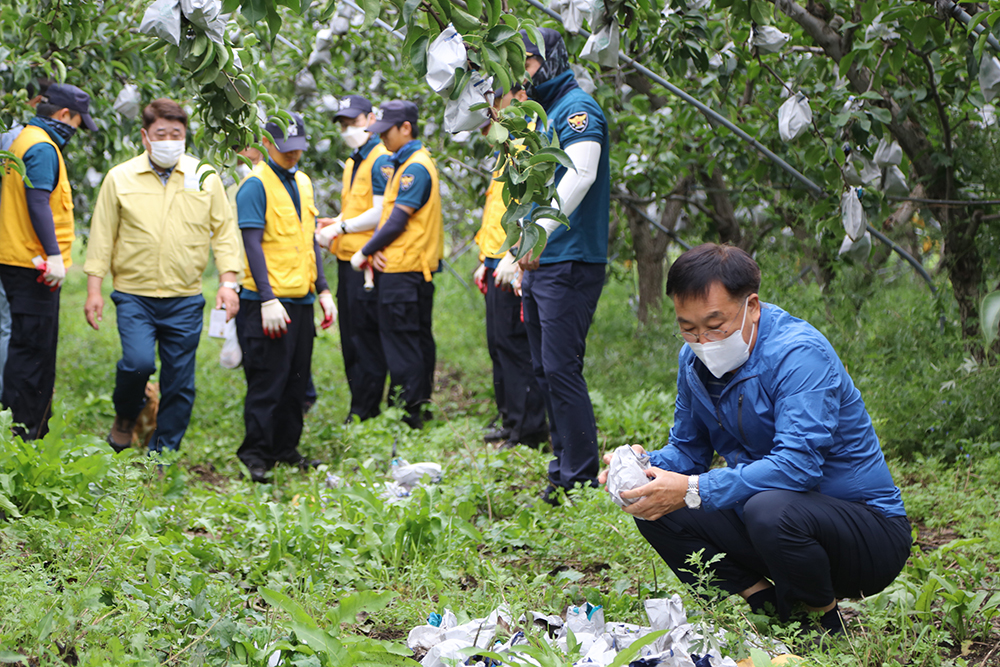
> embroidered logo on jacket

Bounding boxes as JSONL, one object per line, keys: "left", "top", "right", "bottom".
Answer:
{"left": 380, "top": 165, "right": 394, "bottom": 181}
{"left": 567, "top": 111, "right": 589, "bottom": 133}
{"left": 400, "top": 174, "right": 415, "bottom": 191}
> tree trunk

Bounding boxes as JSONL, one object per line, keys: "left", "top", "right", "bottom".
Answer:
{"left": 625, "top": 176, "right": 693, "bottom": 325}
{"left": 700, "top": 168, "right": 743, "bottom": 248}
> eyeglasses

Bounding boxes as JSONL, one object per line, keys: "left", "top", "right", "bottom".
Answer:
{"left": 675, "top": 298, "right": 750, "bottom": 344}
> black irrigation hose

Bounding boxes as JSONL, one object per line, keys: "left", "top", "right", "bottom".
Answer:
{"left": 619, "top": 199, "right": 693, "bottom": 250}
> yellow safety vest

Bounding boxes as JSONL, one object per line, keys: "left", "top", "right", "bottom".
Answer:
{"left": 335, "top": 142, "right": 391, "bottom": 260}
{"left": 0, "top": 125, "right": 75, "bottom": 268}
{"left": 240, "top": 162, "right": 318, "bottom": 298}
{"left": 474, "top": 171, "right": 509, "bottom": 261}
{"left": 376, "top": 148, "right": 443, "bottom": 282}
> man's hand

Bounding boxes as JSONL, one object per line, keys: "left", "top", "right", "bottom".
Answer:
{"left": 261, "top": 299, "right": 291, "bottom": 339}
{"left": 618, "top": 468, "right": 689, "bottom": 521}
{"left": 372, "top": 250, "right": 388, "bottom": 272}
{"left": 473, "top": 262, "right": 487, "bottom": 295}
{"left": 315, "top": 220, "right": 342, "bottom": 251}
{"left": 350, "top": 249, "right": 369, "bottom": 272}
{"left": 518, "top": 242, "right": 547, "bottom": 272}
{"left": 216, "top": 286, "right": 240, "bottom": 322}
{"left": 85, "top": 292, "right": 104, "bottom": 331}
{"left": 319, "top": 290, "right": 337, "bottom": 329}
{"left": 493, "top": 252, "right": 520, "bottom": 290}
{"left": 41, "top": 255, "right": 66, "bottom": 289}
{"left": 598, "top": 444, "right": 647, "bottom": 485}
{"left": 316, "top": 215, "right": 342, "bottom": 229}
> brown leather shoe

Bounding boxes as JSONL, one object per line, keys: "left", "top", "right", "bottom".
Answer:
{"left": 107, "top": 415, "right": 136, "bottom": 453}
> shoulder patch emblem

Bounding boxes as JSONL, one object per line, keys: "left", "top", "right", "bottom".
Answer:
{"left": 380, "top": 165, "right": 394, "bottom": 181}
{"left": 400, "top": 174, "right": 415, "bottom": 191}
{"left": 567, "top": 111, "right": 589, "bottom": 133}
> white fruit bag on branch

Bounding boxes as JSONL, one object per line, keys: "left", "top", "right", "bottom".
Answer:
{"left": 580, "top": 22, "right": 620, "bottom": 67}
{"left": 308, "top": 27, "right": 335, "bottom": 67}
{"left": 181, "top": 0, "right": 226, "bottom": 45}
{"left": 751, "top": 25, "right": 789, "bottom": 54}
{"left": 113, "top": 84, "right": 141, "bottom": 120}
{"left": 841, "top": 187, "right": 867, "bottom": 241}
{"left": 873, "top": 137, "right": 902, "bottom": 167}
{"left": 883, "top": 164, "right": 910, "bottom": 197}
{"left": 139, "top": 0, "right": 182, "bottom": 46}
{"left": 838, "top": 231, "right": 872, "bottom": 263}
{"left": 294, "top": 68, "right": 317, "bottom": 96}
{"left": 606, "top": 445, "right": 651, "bottom": 508}
{"left": 777, "top": 93, "right": 812, "bottom": 142}
{"left": 443, "top": 73, "right": 494, "bottom": 133}
{"left": 550, "top": 0, "right": 591, "bottom": 34}
{"left": 425, "top": 25, "right": 467, "bottom": 95}
{"left": 980, "top": 54, "right": 1000, "bottom": 102}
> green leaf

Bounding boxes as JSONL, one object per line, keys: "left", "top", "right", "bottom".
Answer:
{"left": 528, "top": 147, "right": 574, "bottom": 170}
{"left": 484, "top": 0, "right": 500, "bottom": 27}
{"left": 869, "top": 107, "right": 892, "bottom": 124}
{"left": 260, "top": 588, "right": 318, "bottom": 626}
{"left": 512, "top": 99, "right": 547, "bottom": 128}
{"left": 465, "top": 0, "right": 482, "bottom": 19}
{"left": 487, "top": 25, "right": 516, "bottom": 45}
{"left": 0, "top": 651, "right": 26, "bottom": 664}
{"left": 514, "top": 223, "right": 539, "bottom": 260}
{"left": 981, "top": 291, "right": 1000, "bottom": 348}
{"left": 487, "top": 121, "right": 509, "bottom": 143}
{"left": 361, "top": 0, "right": 381, "bottom": 30}
{"left": 605, "top": 630, "right": 668, "bottom": 667}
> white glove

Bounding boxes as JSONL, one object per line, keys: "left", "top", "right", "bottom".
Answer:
{"left": 261, "top": 299, "right": 291, "bottom": 338}
{"left": 350, "top": 249, "right": 369, "bottom": 272}
{"left": 493, "top": 252, "right": 520, "bottom": 288}
{"left": 319, "top": 291, "right": 337, "bottom": 329}
{"left": 315, "top": 217, "right": 344, "bottom": 250}
{"left": 473, "top": 262, "right": 487, "bottom": 295}
{"left": 42, "top": 254, "right": 66, "bottom": 289}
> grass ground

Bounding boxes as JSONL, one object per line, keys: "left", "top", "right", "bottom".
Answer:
{"left": 1, "top": 250, "right": 999, "bottom": 666}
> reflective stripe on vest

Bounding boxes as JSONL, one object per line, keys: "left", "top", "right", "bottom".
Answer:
{"left": 240, "top": 162, "right": 317, "bottom": 298}
{"left": 0, "top": 125, "right": 75, "bottom": 268}
{"left": 335, "top": 142, "right": 391, "bottom": 260}
{"left": 377, "top": 148, "right": 443, "bottom": 282}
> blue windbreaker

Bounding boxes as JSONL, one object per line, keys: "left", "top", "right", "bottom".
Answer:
{"left": 650, "top": 303, "right": 906, "bottom": 519}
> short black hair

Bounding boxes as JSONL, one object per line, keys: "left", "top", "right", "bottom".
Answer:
{"left": 36, "top": 103, "right": 77, "bottom": 120}
{"left": 396, "top": 120, "right": 420, "bottom": 137}
{"left": 666, "top": 243, "right": 761, "bottom": 302}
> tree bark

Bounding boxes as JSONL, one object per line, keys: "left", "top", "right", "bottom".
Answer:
{"left": 699, "top": 168, "right": 744, "bottom": 249}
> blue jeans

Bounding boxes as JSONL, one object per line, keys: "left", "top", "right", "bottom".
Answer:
{"left": 0, "top": 275, "right": 10, "bottom": 398}
{"left": 111, "top": 291, "right": 205, "bottom": 453}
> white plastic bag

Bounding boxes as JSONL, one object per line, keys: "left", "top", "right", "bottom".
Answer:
{"left": 846, "top": 151, "right": 881, "bottom": 187}
{"left": 751, "top": 26, "right": 789, "bottom": 54}
{"left": 113, "top": 84, "right": 141, "bottom": 120}
{"left": 873, "top": 138, "right": 902, "bottom": 167}
{"left": 294, "top": 68, "right": 317, "bottom": 97}
{"left": 332, "top": 15, "right": 351, "bottom": 35}
{"left": 606, "top": 445, "right": 651, "bottom": 508}
{"left": 219, "top": 318, "right": 242, "bottom": 369}
{"left": 180, "top": 0, "right": 226, "bottom": 45}
{"left": 777, "top": 93, "right": 812, "bottom": 142}
{"left": 391, "top": 460, "right": 443, "bottom": 488}
{"left": 139, "top": 0, "right": 182, "bottom": 46}
{"left": 841, "top": 187, "right": 867, "bottom": 241}
{"left": 838, "top": 231, "right": 872, "bottom": 263}
{"left": 980, "top": 54, "right": 1000, "bottom": 102}
{"left": 550, "top": 0, "right": 591, "bottom": 34}
{"left": 425, "top": 25, "right": 467, "bottom": 95}
{"left": 308, "top": 27, "right": 335, "bottom": 67}
{"left": 580, "top": 22, "right": 620, "bottom": 67}
{"left": 443, "top": 73, "right": 494, "bottom": 133}
{"left": 883, "top": 164, "right": 909, "bottom": 197}
{"left": 570, "top": 63, "right": 597, "bottom": 95}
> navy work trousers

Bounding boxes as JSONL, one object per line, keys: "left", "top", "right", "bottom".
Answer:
{"left": 236, "top": 299, "right": 314, "bottom": 468}
{"left": 337, "top": 259, "right": 386, "bottom": 420}
{"left": 111, "top": 291, "right": 205, "bottom": 453}
{"left": 484, "top": 268, "right": 548, "bottom": 443}
{"left": 521, "top": 261, "right": 605, "bottom": 490}
{"left": 378, "top": 272, "right": 434, "bottom": 428}
{"left": 0, "top": 265, "right": 59, "bottom": 440}
{"left": 636, "top": 490, "right": 912, "bottom": 620}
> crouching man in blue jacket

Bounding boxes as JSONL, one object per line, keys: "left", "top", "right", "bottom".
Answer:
{"left": 599, "top": 243, "right": 910, "bottom": 638}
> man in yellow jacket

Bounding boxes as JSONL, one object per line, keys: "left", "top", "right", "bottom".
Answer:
{"left": 0, "top": 83, "right": 97, "bottom": 439}
{"left": 84, "top": 98, "right": 242, "bottom": 454}
{"left": 235, "top": 113, "right": 336, "bottom": 482}
{"left": 351, "top": 101, "right": 442, "bottom": 429}
{"left": 316, "top": 95, "right": 392, "bottom": 423}
{"left": 473, "top": 85, "right": 549, "bottom": 449}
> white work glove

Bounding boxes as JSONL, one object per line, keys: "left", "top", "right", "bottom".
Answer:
{"left": 350, "top": 249, "right": 369, "bottom": 272}
{"left": 261, "top": 299, "right": 291, "bottom": 339}
{"left": 319, "top": 291, "right": 337, "bottom": 329}
{"left": 493, "top": 252, "right": 520, "bottom": 289}
{"left": 473, "top": 262, "right": 487, "bottom": 295}
{"left": 315, "top": 217, "right": 344, "bottom": 250}
{"left": 42, "top": 254, "right": 66, "bottom": 289}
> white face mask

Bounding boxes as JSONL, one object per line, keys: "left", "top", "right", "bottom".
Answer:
{"left": 148, "top": 139, "right": 185, "bottom": 168}
{"left": 235, "top": 163, "right": 252, "bottom": 180}
{"left": 687, "top": 298, "right": 755, "bottom": 379}
{"left": 340, "top": 124, "right": 370, "bottom": 149}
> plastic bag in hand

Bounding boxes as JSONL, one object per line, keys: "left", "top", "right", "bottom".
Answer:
{"left": 443, "top": 73, "right": 494, "bottom": 133}
{"left": 882, "top": 165, "right": 909, "bottom": 197}
{"left": 751, "top": 25, "right": 789, "bottom": 54}
{"left": 606, "top": 445, "right": 651, "bottom": 508}
{"left": 425, "top": 25, "right": 467, "bottom": 95}
{"left": 777, "top": 93, "right": 812, "bottom": 142}
{"left": 219, "top": 318, "right": 242, "bottom": 369}
{"left": 873, "top": 138, "right": 902, "bottom": 168}
{"left": 981, "top": 54, "right": 1000, "bottom": 102}
{"left": 838, "top": 231, "right": 872, "bottom": 264}
{"left": 113, "top": 84, "right": 141, "bottom": 120}
{"left": 841, "top": 187, "right": 867, "bottom": 241}
{"left": 140, "top": 0, "right": 181, "bottom": 46}
{"left": 580, "top": 22, "right": 620, "bottom": 67}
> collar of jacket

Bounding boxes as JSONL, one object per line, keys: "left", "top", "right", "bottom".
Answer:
{"left": 531, "top": 70, "right": 580, "bottom": 110}
{"left": 351, "top": 134, "right": 382, "bottom": 163}
{"left": 391, "top": 140, "right": 422, "bottom": 167}
{"left": 682, "top": 302, "right": 776, "bottom": 384}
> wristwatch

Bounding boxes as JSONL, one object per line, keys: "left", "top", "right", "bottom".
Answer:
{"left": 684, "top": 475, "right": 701, "bottom": 510}
{"left": 340, "top": 219, "right": 348, "bottom": 235}
{"left": 221, "top": 281, "right": 241, "bottom": 292}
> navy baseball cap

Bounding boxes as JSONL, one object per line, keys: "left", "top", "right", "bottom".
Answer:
{"left": 264, "top": 112, "right": 308, "bottom": 151}
{"left": 334, "top": 95, "right": 373, "bottom": 120}
{"left": 42, "top": 83, "right": 98, "bottom": 131}
{"left": 368, "top": 100, "right": 419, "bottom": 135}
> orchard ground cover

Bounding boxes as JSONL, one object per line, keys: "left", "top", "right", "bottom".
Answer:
{"left": 0, "top": 247, "right": 999, "bottom": 666}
